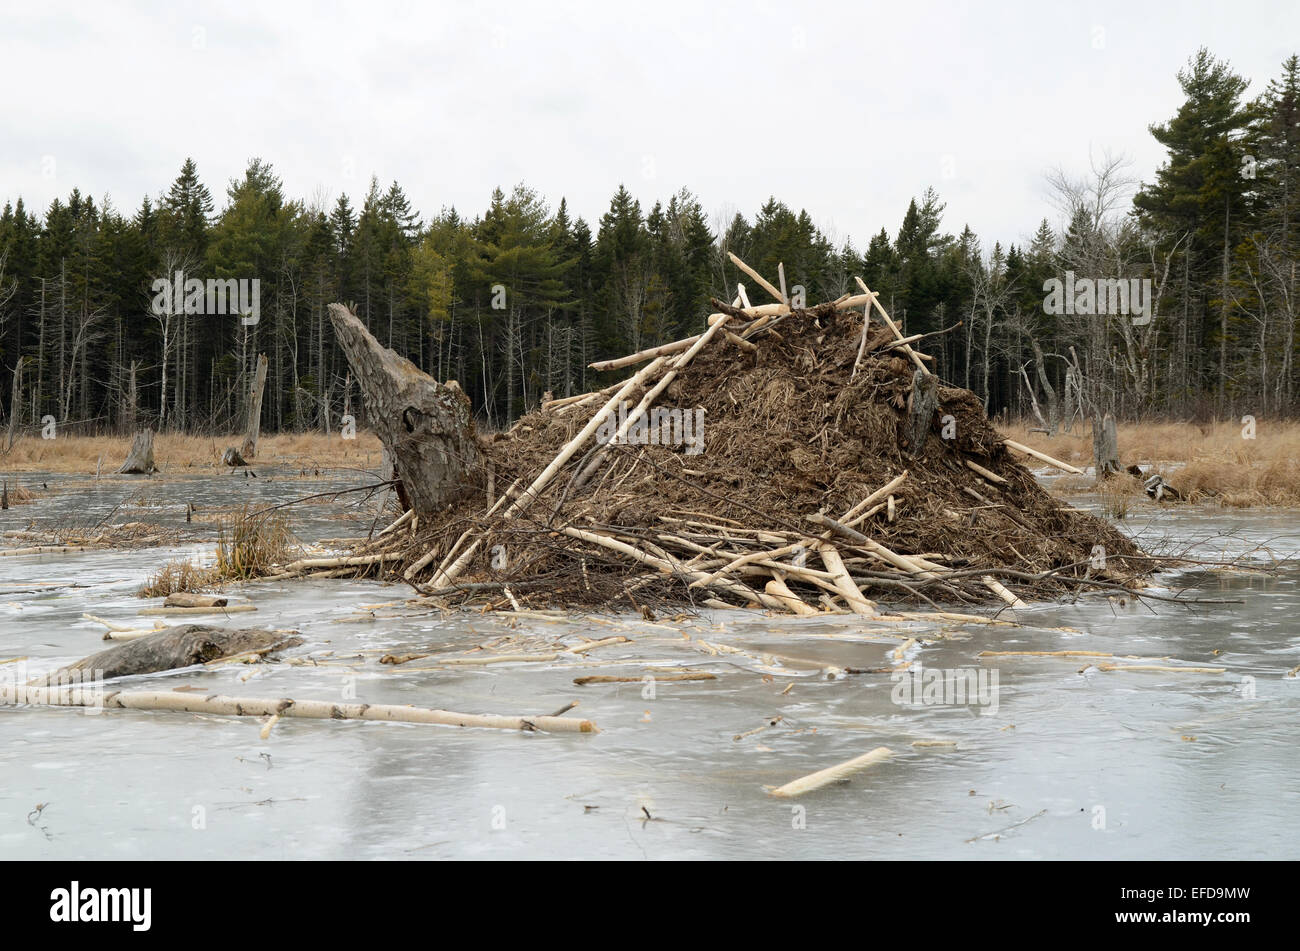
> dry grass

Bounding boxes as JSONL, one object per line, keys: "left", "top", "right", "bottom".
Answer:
{"left": 0, "top": 479, "right": 35, "bottom": 504}
{"left": 0, "top": 431, "right": 383, "bottom": 474}
{"left": 999, "top": 419, "right": 1300, "bottom": 506}
{"left": 216, "top": 505, "right": 297, "bottom": 580}
{"left": 138, "top": 558, "right": 221, "bottom": 598}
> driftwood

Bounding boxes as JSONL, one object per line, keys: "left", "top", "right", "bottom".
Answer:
{"left": 573, "top": 672, "right": 716, "bottom": 685}
{"left": 769, "top": 746, "right": 894, "bottom": 797}
{"left": 138, "top": 604, "right": 257, "bottom": 616}
{"left": 29, "top": 625, "right": 303, "bottom": 684}
{"left": 328, "top": 303, "right": 480, "bottom": 518}
{"left": 1, "top": 685, "right": 598, "bottom": 733}
{"left": 1002, "top": 439, "right": 1083, "bottom": 475}
{"left": 163, "top": 593, "right": 227, "bottom": 608}
{"left": 118, "top": 428, "right": 156, "bottom": 474}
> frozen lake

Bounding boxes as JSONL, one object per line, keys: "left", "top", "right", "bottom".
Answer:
{"left": 2, "top": 470, "right": 1298, "bottom": 858}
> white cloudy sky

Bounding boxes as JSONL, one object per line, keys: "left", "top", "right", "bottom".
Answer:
{"left": 2, "top": 0, "right": 1297, "bottom": 250}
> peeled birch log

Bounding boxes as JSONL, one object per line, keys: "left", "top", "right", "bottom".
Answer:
{"left": 817, "top": 542, "right": 876, "bottom": 615}
{"left": 1, "top": 684, "right": 598, "bottom": 733}
{"left": 855, "top": 277, "right": 929, "bottom": 375}
{"left": 564, "top": 635, "right": 631, "bottom": 654}
{"left": 572, "top": 310, "right": 738, "bottom": 488}
{"left": 139, "top": 604, "right": 257, "bottom": 616}
{"left": 764, "top": 575, "right": 820, "bottom": 616}
{"left": 560, "top": 526, "right": 786, "bottom": 611}
{"left": 588, "top": 337, "right": 698, "bottom": 371}
{"left": 328, "top": 303, "right": 481, "bottom": 518}
{"left": 727, "top": 252, "right": 785, "bottom": 304}
{"left": 965, "top": 459, "right": 1008, "bottom": 484}
{"left": 574, "top": 672, "right": 715, "bottom": 685}
{"left": 1002, "top": 439, "right": 1084, "bottom": 475}
{"left": 769, "top": 746, "right": 894, "bottom": 798}
{"left": 843, "top": 471, "right": 908, "bottom": 526}
{"left": 1093, "top": 664, "right": 1226, "bottom": 674}
{"left": 430, "top": 357, "right": 669, "bottom": 587}
{"left": 982, "top": 576, "right": 1026, "bottom": 608}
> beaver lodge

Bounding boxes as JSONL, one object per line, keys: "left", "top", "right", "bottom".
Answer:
{"left": 303, "top": 255, "right": 1152, "bottom": 617}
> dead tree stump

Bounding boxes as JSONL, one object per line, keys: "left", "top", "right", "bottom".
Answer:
{"left": 1093, "top": 413, "right": 1121, "bottom": 479}
{"left": 906, "top": 368, "right": 939, "bottom": 456}
{"left": 118, "top": 428, "right": 157, "bottom": 474}
{"left": 239, "top": 353, "right": 268, "bottom": 460}
{"left": 328, "top": 303, "right": 481, "bottom": 518}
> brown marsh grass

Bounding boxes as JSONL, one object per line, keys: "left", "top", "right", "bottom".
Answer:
{"left": 138, "top": 558, "right": 221, "bottom": 598}
{"left": 999, "top": 419, "right": 1300, "bottom": 506}
{"left": 216, "top": 505, "right": 298, "bottom": 580}
{"left": 0, "top": 431, "right": 383, "bottom": 474}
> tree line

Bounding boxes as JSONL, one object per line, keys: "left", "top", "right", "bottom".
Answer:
{"left": 0, "top": 48, "right": 1296, "bottom": 440}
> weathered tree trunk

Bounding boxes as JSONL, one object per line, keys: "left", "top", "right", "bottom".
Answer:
{"left": 118, "top": 428, "right": 157, "bottom": 474}
{"left": 29, "top": 624, "right": 302, "bottom": 684}
{"left": 1030, "top": 340, "right": 1059, "bottom": 436}
{"left": 5, "top": 356, "right": 21, "bottom": 451}
{"left": 240, "top": 353, "right": 268, "bottom": 460}
{"left": 1092, "top": 413, "right": 1121, "bottom": 479}
{"left": 905, "top": 368, "right": 939, "bottom": 456}
{"left": 124, "top": 359, "right": 138, "bottom": 433}
{"left": 327, "top": 303, "right": 481, "bottom": 517}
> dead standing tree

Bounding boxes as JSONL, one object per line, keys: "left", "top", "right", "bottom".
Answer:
{"left": 327, "top": 303, "right": 481, "bottom": 518}
{"left": 222, "top": 353, "right": 267, "bottom": 466}
{"left": 241, "top": 353, "right": 268, "bottom": 459}
{"left": 5, "top": 356, "right": 23, "bottom": 452}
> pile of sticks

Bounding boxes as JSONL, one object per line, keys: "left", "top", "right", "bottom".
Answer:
{"left": 327, "top": 254, "right": 1128, "bottom": 617}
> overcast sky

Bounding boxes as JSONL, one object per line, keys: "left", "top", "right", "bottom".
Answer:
{"left": 3, "top": 0, "right": 1297, "bottom": 252}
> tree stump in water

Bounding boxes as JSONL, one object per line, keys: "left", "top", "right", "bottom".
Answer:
{"left": 118, "top": 429, "right": 157, "bottom": 474}
{"left": 1092, "top": 413, "right": 1121, "bottom": 479}
{"left": 30, "top": 624, "right": 302, "bottom": 684}
{"left": 905, "top": 368, "right": 939, "bottom": 456}
{"left": 240, "top": 353, "right": 268, "bottom": 460}
{"left": 328, "top": 303, "right": 481, "bottom": 518}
